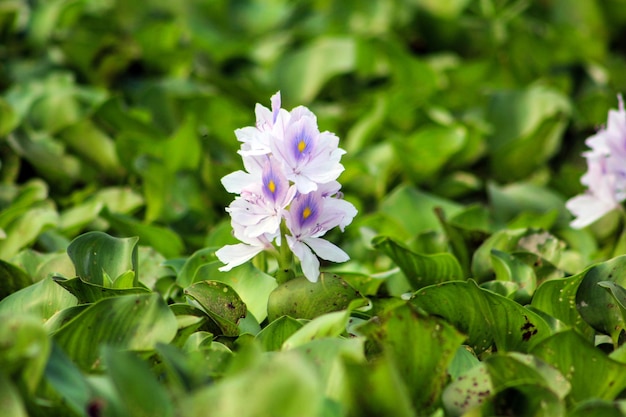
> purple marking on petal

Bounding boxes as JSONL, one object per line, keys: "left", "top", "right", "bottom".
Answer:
{"left": 271, "top": 92, "right": 281, "bottom": 124}
{"left": 295, "top": 193, "right": 320, "bottom": 229}
{"left": 262, "top": 161, "right": 282, "bottom": 204}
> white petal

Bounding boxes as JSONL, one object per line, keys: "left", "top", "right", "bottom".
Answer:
{"left": 303, "top": 237, "right": 349, "bottom": 263}
{"left": 216, "top": 244, "right": 263, "bottom": 271}
{"left": 288, "top": 237, "right": 320, "bottom": 282}
{"left": 566, "top": 194, "right": 617, "bottom": 229}
{"left": 221, "top": 171, "right": 255, "bottom": 194}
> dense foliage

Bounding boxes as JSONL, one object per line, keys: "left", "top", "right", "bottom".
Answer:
{"left": 3, "top": 0, "right": 626, "bottom": 416}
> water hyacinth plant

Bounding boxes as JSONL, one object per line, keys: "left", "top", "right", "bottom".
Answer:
{"left": 7, "top": 2, "right": 626, "bottom": 416}
{"left": 216, "top": 92, "right": 357, "bottom": 282}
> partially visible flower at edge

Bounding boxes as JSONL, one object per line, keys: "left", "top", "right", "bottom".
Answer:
{"left": 566, "top": 94, "right": 626, "bottom": 228}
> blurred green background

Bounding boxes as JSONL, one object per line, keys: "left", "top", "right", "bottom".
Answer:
{"left": 1, "top": 0, "right": 626, "bottom": 262}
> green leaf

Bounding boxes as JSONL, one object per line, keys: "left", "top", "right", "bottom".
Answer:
{"left": 343, "top": 354, "right": 416, "bottom": 417}
{"left": 267, "top": 274, "right": 362, "bottom": 321}
{"left": 102, "top": 346, "right": 174, "bottom": 417}
{"left": 412, "top": 280, "right": 552, "bottom": 353}
{"left": 531, "top": 270, "right": 595, "bottom": 339}
{"left": 0, "top": 200, "right": 58, "bottom": 259}
{"left": 282, "top": 310, "right": 351, "bottom": 350}
{"left": 276, "top": 36, "right": 357, "bottom": 104}
{"left": 358, "top": 303, "right": 465, "bottom": 411}
{"left": 531, "top": 330, "right": 626, "bottom": 403}
{"left": 44, "top": 342, "right": 94, "bottom": 415}
{"left": 379, "top": 184, "right": 463, "bottom": 239}
{"left": 393, "top": 125, "right": 467, "bottom": 183}
{"left": 185, "top": 351, "right": 324, "bottom": 417}
{"left": 486, "top": 85, "right": 571, "bottom": 181}
{"left": 0, "top": 276, "right": 78, "bottom": 321}
{"left": 52, "top": 276, "right": 149, "bottom": 304}
{"left": 442, "top": 363, "right": 493, "bottom": 416}
{"left": 0, "top": 314, "right": 50, "bottom": 393}
{"left": 0, "top": 374, "right": 27, "bottom": 417}
{"left": 0, "top": 259, "right": 32, "bottom": 300}
{"left": 194, "top": 261, "right": 277, "bottom": 323}
{"left": 256, "top": 316, "right": 304, "bottom": 351}
{"left": 53, "top": 293, "right": 177, "bottom": 371}
{"left": 67, "top": 231, "right": 139, "bottom": 287}
{"left": 575, "top": 256, "right": 626, "bottom": 343}
{"left": 372, "top": 235, "right": 464, "bottom": 290}
{"left": 184, "top": 280, "right": 246, "bottom": 337}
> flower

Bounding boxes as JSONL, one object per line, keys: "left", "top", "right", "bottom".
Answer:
{"left": 284, "top": 190, "right": 357, "bottom": 282}
{"left": 567, "top": 95, "right": 626, "bottom": 228}
{"left": 216, "top": 92, "right": 357, "bottom": 282}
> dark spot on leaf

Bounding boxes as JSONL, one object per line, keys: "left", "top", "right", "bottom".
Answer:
{"left": 520, "top": 316, "right": 537, "bottom": 342}
{"left": 86, "top": 398, "right": 106, "bottom": 417}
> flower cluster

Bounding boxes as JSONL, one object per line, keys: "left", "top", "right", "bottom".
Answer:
{"left": 216, "top": 92, "right": 357, "bottom": 282}
{"left": 567, "top": 95, "right": 626, "bottom": 228}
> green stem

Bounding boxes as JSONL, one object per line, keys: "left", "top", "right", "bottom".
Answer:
{"left": 275, "top": 222, "right": 295, "bottom": 284}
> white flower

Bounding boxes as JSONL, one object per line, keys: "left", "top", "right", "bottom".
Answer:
{"left": 567, "top": 95, "right": 626, "bottom": 228}
{"left": 284, "top": 191, "right": 357, "bottom": 282}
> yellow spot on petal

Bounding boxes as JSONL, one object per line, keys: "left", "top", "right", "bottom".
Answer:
{"left": 302, "top": 206, "right": 312, "bottom": 219}
{"left": 268, "top": 180, "right": 276, "bottom": 193}
{"left": 298, "top": 140, "right": 306, "bottom": 153}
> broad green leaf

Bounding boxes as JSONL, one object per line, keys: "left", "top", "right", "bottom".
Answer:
{"left": 531, "top": 330, "right": 626, "bottom": 403}
{"left": 372, "top": 235, "right": 464, "bottom": 290}
{"left": 184, "top": 280, "right": 246, "bottom": 337}
{"left": 0, "top": 201, "right": 58, "bottom": 259}
{"left": 185, "top": 351, "right": 324, "bottom": 417}
{"left": 486, "top": 85, "right": 571, "bottom": 181}
{"left": 276, "top": 36, "right": 357, "bottom": 104}
{"left": 58, "top": 119, "right": 123, "bottom": 178}
{"left": 44, "top": 342, "right": 94, "bottom": 416}
{"left": 0, "top": 258, "right": 32, "bottom": 300}
{"left": 67, "top": 231, "right": 139, "bottom": 287}
{"left": 379, "top": 184, "right": 463, "bottom": 239}
{"left": 53, "top": 293, "right": 177, "bottom": 371}
{"left": 267, "top": 274, "right": 362, "bottom": 321}
{"left": 0, "top": 276, "right": 78, "bottom": 320}
{"left": 343, "top": 354, "right": 416, "bottom": 417}
{"left": 294, "top": 337, "right": 365, "bottom": 402}
{"left": 531, "top": 270, "right": 595, "bottom": 339}
{"left": 255, "top": 316, "right": 303, "bottom": 352}
{"left": 52, "top": 276, "right": 149, "bottom": 304}
{"left": 576, "top": 256, "right": 626, "bottom": 343}
{"left": 0, "top": 314, "right": 50, "bottom": 393}
{"left": 103, "top": 346, "right": 174, "bottom": 417}
{"left": 488, "top": 181, "right": 571, "bottom": 228}
{"left": 10, "top": 250, "right": 75, "bottom": 283}
{"left": 412, "top": 280, "right": 552, "bottom": 353}
{"left": 393, "top": 125, "right": 467, "bottom": 183}
{"left": 568, "top": 399, "right": 626, "bottom": 417}
{"left": 193, "top": 261, "right": 277, "bottom": 323}
{"left": 357, "top": 303, "right": 464, "bottom": 411}
{"left": 282, "top": 310, "right": 351, "bottom": 350}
